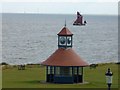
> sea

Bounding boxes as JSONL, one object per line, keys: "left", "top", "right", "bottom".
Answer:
{"left": 2, "top": 13, "right": 118, "bottom": 65}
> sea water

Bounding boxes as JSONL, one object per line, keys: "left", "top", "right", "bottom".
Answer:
{"left": 2, "top": 13, "right": 118, "bottom": 65}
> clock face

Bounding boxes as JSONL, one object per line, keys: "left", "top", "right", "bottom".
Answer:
{"left": 67, "top": 37, "right": 71, "bottom": 46}
{"left": 59, "top": 36, "right": 66, "bottom": 45}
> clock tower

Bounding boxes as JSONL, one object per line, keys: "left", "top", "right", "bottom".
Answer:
{"left": 57, "top": 26, "right": 73, "bottom": 48}
{"left": 41, "top": 25, "right": 89, "bottom": 84}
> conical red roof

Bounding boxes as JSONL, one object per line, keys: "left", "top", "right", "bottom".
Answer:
{"left": 41, "top": 48, "right": 89, "bottom": 66}
{"left": 58, "top": 27, "right": 73, "bottom": 35}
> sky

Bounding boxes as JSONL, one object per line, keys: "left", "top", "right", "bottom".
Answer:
{"left": 1, "top": 0, "right": 119, "bottom": 15}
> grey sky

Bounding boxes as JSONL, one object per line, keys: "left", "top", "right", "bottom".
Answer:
{"left": 2, "top": 2, "right": 118, "bottom": 15}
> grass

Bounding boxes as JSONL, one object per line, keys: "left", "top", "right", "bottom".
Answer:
{"left": 2, "top": 63, "right": 119, "bottom": 88}
{"left": 0, "top": 67, "right": 2, "bottom": 89}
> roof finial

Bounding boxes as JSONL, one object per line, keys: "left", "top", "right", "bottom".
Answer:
{"left": 65, "top": 19, "right": 66, "bottom": 27}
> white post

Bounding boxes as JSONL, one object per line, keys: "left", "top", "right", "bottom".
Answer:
{"left": 105, "top": 68, "right": 113, "bottom": 90}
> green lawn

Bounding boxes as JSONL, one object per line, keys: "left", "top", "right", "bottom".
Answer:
{"left": 0, "top": 68, "right": 2, "bottom": 89}
{"left": 2, "top": 63, "right": 119, "bottom": 88}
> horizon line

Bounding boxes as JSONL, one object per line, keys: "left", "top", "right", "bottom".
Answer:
{"left": 1, "top": 12, "right": 118, "bottom": 16}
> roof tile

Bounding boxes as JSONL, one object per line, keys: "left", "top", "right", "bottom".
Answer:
{"left": 58, "top": 27, "right": 73, "bottom": 35}
{"left": 41, "top": 48, "right": 89, "bottom": 66}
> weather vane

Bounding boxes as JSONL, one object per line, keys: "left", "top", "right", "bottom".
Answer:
{"left": 65, "top": 19, "right": 66, "bottom": 27}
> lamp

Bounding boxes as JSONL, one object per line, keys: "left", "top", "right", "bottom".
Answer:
{"left": 105, "top": 68, "right": 113, "bottom": 90}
